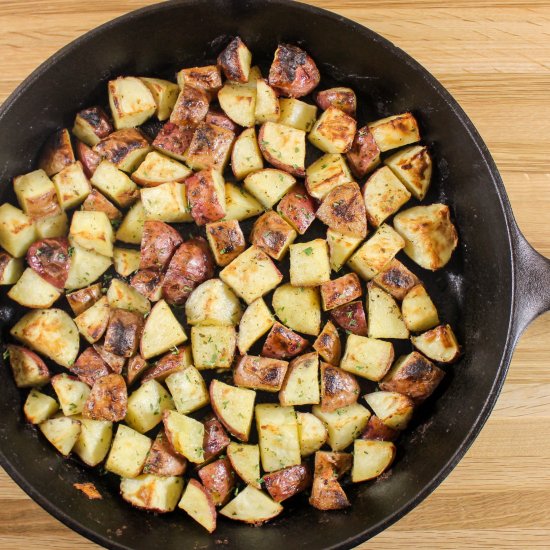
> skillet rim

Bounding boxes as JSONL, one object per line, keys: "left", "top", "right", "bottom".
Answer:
{"left": 0, "top": 0, "right": 517, "bottom": 547}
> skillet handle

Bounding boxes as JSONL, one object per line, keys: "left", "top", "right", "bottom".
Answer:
{"left": 510, "top": 218, "right": 550, "bottom": 342}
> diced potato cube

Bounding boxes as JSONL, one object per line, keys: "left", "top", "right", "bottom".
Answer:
{"left": 91, "top": 160, "right": 138, "bottom": 208}
{"left": 108, "top": 76, "right": 156, "bottom": 129}
{"left": 0, "top": 203, "right": 37, "bottom": 258}
{"left": 227, "top": 442, "right": 260, "bottom": 488}
{"left": 166, "top": 367, "right": 209, "bottom": 415}
{"left": 367, "top": 283, "right": 409, "bottom": 339}
{"left": 140, "top": 181, "right": 191, "bottom": 223}
{"left": 116, "top": 201, "right": 146, "bottom": 244}
{"left": 139, "top": 77, "right": 180, "bottom": 121}
{"left": 258, "top": 122, "right": 306, "bottom": 176}
{"left": 278, "top": 98, "right": 317, "bottom": 131}
{"left": 93, "top": 128, "right": 152, "bottom": 173}
{"left": 352, "top": 439, "right": 396, "bottom": 482}
{"left": 368, "top": 112, "right": 420, "bottom": 152}
{"left": 276, "top": 184, "right": 316, "bottom": 235}
{"left": 74, "top": 295, "right": 109, "bottom": 344}
{"left": 52, "top": 161, "right": 91, "bottom": 210}
{"left": 105, "top": 424, "right": 153, "bottom": 477}
{"left": 0, "top": 251, "right": 22, "bottom": 285}
{"left": 296, "top": 412, "right": 327, "bottom": 456}
{"left": 326, "top": 229, "right": 363, "bottom": 272}
{"left": 7, "top": 344, "right": 50, "bottom": 388}
{"left": 219, "top": 485, "right": 282, "bottom": 524}
{"left": 340, "top": 334, "right": 394, "bottom": 381}
{"left": 205, "top": 220, "right": 246, "bottom": 267}
{"left": 38, "top": 129, "right": 75, "bottom": 177}
{"left": 107, "top": 278, "right": 151, "bottom": 315}
{"left": 272, "top": 283, "right": 321, "bottom": 336}
{"left": 237, "top": 298, "right": 275, "bottom": 354}
{"left": 243, "top": 168, "right": 296, "bottom": 209}
{"left": 373, "top": 258, "right": 420, "bottom": 301}
{"left": 316, "top": 87, "right": 356, "bottom": 116}
{"left": 185, "top": 122, "right": 235, "bottom": 173}
{"left": 72, "top": 106, "right": 112, "bottom": 147}
{"left": 346, "top": 125, "right": 381, "bottom": 178}
{"left": 69, "top": 210, "right": 114, "bottom": 257}
{"left": 170, "top": 86, "right": 209, "bottom": 126}
{"left": 279, "top": 352, "right": 320, "bottom": 406}
{"left": 177, "top": 65, "right": 222, "bottom": 96}
{"left": 191, "top": 325, "right": 236, "bottom": 369}
{"left": 364, "top": 391, "right": 414, "bottom": 430}
{"left": 313, "top": 321, "right": 341, "bottom": 365}
{"left": 185, "top": 279, "right": 242, "bottom": 326}
{"left": 113, "top": 247, "right": 140, "bottom": 277}
{"left": 13, "top": 169, "right": 61, "bottom": 220}
{"left": 163, "top": 409, "right": 204, "bottom": 463}
{"left": 64, "top": 245, "right": 111, "bottom": 291}
{"left": 385, "top": 144, "right": 432, "bottom": 200}
{"left": 250, "top": 211, "right": 296, "bottom": 260}
{"left": 411, "top": 324, "right": 461, "bottom": 363}
{"left": 312, "top": 403, "right": 370, "bottom": 451}
{"left": 8, "top": 267, "right": 61, "bottom": 308}
{"left": 73, "top": 418, "right": 113, "bottom": 467}
{"left": 218, "top": 82, "right": 256, "bottom": 127}
{"left": 126, "top": 379, "right": 175, "bottom": 433}
{"left": 39, "top": 416, "right": 81, "bottom": 456}
{"left": 36, "top": 211, "right": 69, "bottom": 239}
{"left": 218, "top": 36, "right": 252, "bottom": 83}
{"left": 24, "top": 389, "right": 59, "bottom": 424}
{"left": 231, "top": 127, "right": 263, "bottom": 180}
{"left": 131, "top": 151, "right": 192, "bottom": 187}
{"left": 152, "top": 121, "right": 194, "bottom": 162}
{"left": 122, "top": 475, "right": 184, "bottom": 513}
{"left": 401, "top": 284, "right": 439, "bottom": 332}
{"left": 255, "top": 79, "right": 280, "bottom": 124}
{"left": 223, "top": 183, "right": 264, "bottom": 221}
{"left": 234, "top": 355, "right": 289, "bottom": 392}
{"left": 289, "top": 239, "right": 330, "bottom": 287}
{"left": 305, "top": 153, "right": 353, "bottom": 200}
{"left": 51, "top": 373, "right": 91, "bottom": 416}
{"left": 178, "top": 479, "right": 216, "bottom": 532}
{"left": 308, "top": 106, "right": 356, "bottom": 154}
{"left": 186, "top": 169, "right": 226, "bottom": 226}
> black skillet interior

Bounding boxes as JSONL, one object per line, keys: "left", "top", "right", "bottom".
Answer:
{"left": 0, "top": 1, "right": 516, "bottom": 548}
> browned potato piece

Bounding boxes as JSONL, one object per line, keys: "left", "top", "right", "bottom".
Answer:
{"left": 217, "top": 37, "right": 252, "bottom": 83}
{"left": 13, "top": 170, "right": 61, "bottom": 221}
{"left": 131, "top": 270, "right": 164, "bottom": 302}
{"left": 233, "top": 355, "right": 289, "bottom": 392}
{"left": 379, "top": 351, "right": 445, "bottom": 403}
{"left": 320, "top": 272, "right": 362, "bottom": 311}
{"left": 93, "top": 343, "right": 126, "bottom": 374}
{"left": 313, "top": 321, "right": 341, "bottom": 365}
{"left": 411, "top": 324, "right": 461, "bottom": 364}
{"left": 360, "top": 415, "right": 399, "bottom": 442}
{"left": 264, "top": 463, "right": 312, "bottom": 503}
{"left": 199, "top": 457, "right": 235, "bottom": 506}
{"left": 346, "top": 125, "right": 381, "bottom": 178}
{"left": 205, "top": 108, "right": 241, "bottom": 134}
{"left": 141, "top": 347, "right": 190, "bottom": 383}
{"left": 67, "top": 283, "right": 103, "bottom": 316}
{"left": 139, "top": 220, "right": 183, "bottom": 272}
{"left": 162, "top": 237, "right": 215, "bottom": 306}
{"left": 93, "top": 128, "right": 151, "bottom": 173}
{"left": 316, "top": 182, "right": 367, "bottom": 238}
{"left": 143, "top": 429, "right": 187, "bottom": 476}
{"left": 26, "top": 237, "right": 70, "bottom": 289}
{"left": 330, "top": 301, "right": 368, "bottom": 336}
{"left": 186, "top": 169, "right": 226, "bottom": 226}
{"left": 82, "top": 373, "right": 128, "bottom": 422}
{"left": 250, "top": 211, "right": 296, "bottom": 260}
{"left": 70, "top": 347, "right": 110, "bottom": 387}
{"left": 205, "top": 220, "right": 246, "bottom": 267}
{"left": 73, "top": 106, "right": 113, "bottom": 146}
{"left": 257, "top": 122, "right": 306, "bottom": 177}
{"left": 268, "top": 43, "right": 320, "bottom": 98}
{"left": 309, "top": 451, "right": 351, "bottom": 511}
{"left": 170, "top": 86, "right": 210, "bottom": 126}
{"left": 276, "top": 184, "right": 316, "bottom": 235}
{"left": 373, "top": 259, "right": 420, "bottom": 301}
{"left": 152, "top": 122, "right": 195, "bottom": 162}
{"left": 38, "top": 129, "right": 75, "bottom": 176}
{"left": 103, "top": 309, "right": 144, "bottom": 358}
{"left": 261, "top": 322, "right": 309, "bottom": 360}
{"left": 320, "top": 363, "right": 360, "bottom": 412}
{"left": 185, "top": 122, "right": 235, "bottom": 172}
{"left": 126, "top": 354, "right": 148, "bottom": 385}
{"left": 7, "top": 345, "right": 50, "bottom": 388}
{"left": 203, "top": 415, "right": 231, "bottom": 462}
{"left": 178, "top": 65, "right": 222, "bottom": 99}
{"left": 315, "top": 87, "right": 356, "bottom": 117}
{"left": 75, "top": 140, "right": 102, "bottom": 178}
{"left": 81, "top": 189, "right": 122, "bottom": 221}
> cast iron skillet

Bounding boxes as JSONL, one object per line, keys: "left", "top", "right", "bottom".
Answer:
{"left": 0, "top": 1, "right": 549, "bottom": 548}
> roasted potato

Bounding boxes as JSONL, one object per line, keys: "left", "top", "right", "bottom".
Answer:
{"left": 139, "top": 77, "right": 180, "bottom": 120}
{"left": 258, "top": 122, "right": 306, "bottom": 176}
{"left": 268, "top": 43, "right": 320, "bottom": 98}
{"left": 330, "top": 301, "right": 368, "bottom": 336}
{"left": 306, "top": 154, "right": 354, "bottom": 202}
{"left": 141, "top": 347, "right": 192, "bottom": 383}
{"left": 152, "top": 121, "right": 195, "bottom": 162}
{"left": 7, "top": 344, "right": 50, "bottom": 388}
{"left": 91, "top": 160, "right": 138, "bottom": 208}
{"left": 360, "top": 415, "right": 399, "bottom": 442}
{"left": 108, "top": 76, "right": 156, "bottom": 129}
{"left": 309, "top": 107, "right": 356, "bottom": 154}
{"left": 139, "top": 221, "right": 182, "bottom": 272}
{"left": 163, "top": 409, "right": 205, "bottom": 463}
{"left": 326, "top": 229, "right": 363, "bottom": 273}
{"left": 74, "top": 296, "right": 110, "bottom": 344}
{"left": 220, "top": 485, "right": 283, "bottom": 525}
{"left": 373, "top": 258, "right": 420, "bottom": 301}
{"left": 243, "top": 168, "right": 296, "bottom": 209}
{"left": 309, "top": 451, "right": 351, "bottom": 510}
{"left": 24, "top": 389, "right": 59, "bottom": 425}
{"left": 35, "top": 210, "right": 69, "bottom": 240}
{"left": 70, "top": 347, "right": 110, "bottom": 387}
{"left": 121, "top": 475, "right": 184, "bottom": 514}
{"left": 177, "top": 65, "right": 222, "bottom": 99}
{"left": 234, "top": 355, "right": 289, "bottom": 392}
{"left": 289, "top": 239, "right": 331, "bottom": 287}
{"left": 368, "top": 112, "right": 420, "bottom": 152}
{"left": 140, "top": 181, "right": 191, "bottom": 223}
{"left": 131, "top": 269, "right": 164, "bottom": 301}
{"left": 364, "top": 391, "right": 414, "bottom": 431}
{"left": 199, "top": 457, "right": 235, "bottom": 506}
{"left": 131, "top": 151, "right": 191, "bottom": 187}
{"left": 73, "top": 417, "right": 113, "bottom": 467}
{"left": 279, "top": 352, "right": 320, "bottom": 407}
{"left": 227, "top": 442, "right": 261, "bottom": 488}
{"left": 315, "top": 87, "right": 356, "bottom": 117}
{"left": 75, "top": 140, "right": 101, "bottom": 178}
{"left": 93, "top": 128, "right": 151, "bottom": 173}
{"left": 316, "top": 181, "right": 367, "bottom": 238}
{"left": 178, "top": 479, "right": 217, "bottom": 533}
{"left": 51, "top": 373, "right": 91, "bottom": 416}
{"left": 39, "top": 416, "right": 81, "bottom": 457}
{"left": 296, "top": 412, "right": 327, "bottom": 456}
{"left": 126, "top": 354, "right": 149, "bottom": 385}
{"left": 206, "top": 108, "right": 241, "bottom": 134}
{"left": 0, "top": 203, "right": 37, "bottom": 258}
{"left": 116, "top": 201, "right": 146, "bottom": 244}
{"left": 184, "top": 278, "right": 241, "bottom": 326}
{"left": 218, "top": 81, "right": 256, "bottom": 127}
{"left": 13, "top": 169, "right": 61, "bottom": 220}
{"left": 320, "top": 363, "right": 360, "bottom": 412}
{"left": 143, "top": 429, "right": 187, "bottom": 476}
{"left": 69, "top": 210, "right": 114, "bottom": 258}
{"left": 205, "top": 220, "right": 246, "bottom": 267}
{"left": 103, "top": 308, "right": 144, "bottom": 358}
{"left": 385, "top": 144, "right": 432, "bottom": 200}
{"left": 340, "top": 334, "right": 394, "bottom": 381}
{"left": 276, "top": 184, "right": 316, "bottom": 235}
{"left": 93, "top": 342, "right": 126, "bottom": 375}
{"left": 231, "top": 127, "right": 263, "bottom": 180}
{"left": 105, "top": 424, "right": 152, "bottom": 478}
{"left": 81, "top": 189, "right": 121, "bottom": 222}
{"left": 278, "top": 98, "right": 317, "bottom": 132}
{"left": 320, "top": 272, "right": 362, "bottom": 311}
{"left": 52, "top": 161, "right": 91, "bottom": 210}
{"left": 107, "top": 278, "right": 151, "bottom": 315}
{"left": 113, "top": 247, "right": 140, "bottom": 278}
{"left": 264, "top": 463, "right": 312, "bottom": 503}
{"left": 313, "top": 321, "right": 341, "bottom": 365}
{"left": 185, "top": 121, "right": 235, "bottom": 172}
{"left": 38, "top": 128, "right": 75, "bottom": 176}
{"left": 352, "top": 439, "right": 396, "bottom": 482}
{"left": 82, "top": 373, "right": 128, "bottom": 422}
{"left": 237, "top": 298, "right": 275, "bottom": 354}
{"left": 346, "top": 125, "right": 381, "bottom": 178}
{"left": 218, "top": 36, "right": 252, "bottom": 83}
{"left": 367, "top": 283, "right": 409, "bottom": 339}
{"left": 186, "top": 169, "right": 226, "bottom": 226}
{"left": 26, "top": 237, "right": 70, "bottom": 289}
{"left": 254, "top": 79, "right": 280, "bottom": 124}
{"left": 411, "top": 324, "right": 460, "bottom": 363}
{"left": 8, "top": 267, "right": 61, "bottom": 308}
{"left": 191, "top": 325, "right": 236, "bottom": 369}
{"left": 202, "top": 415, "right": 231, "bottom": 462}
{"left": 0, "top": 251, "right": 24, "bottom": 285}
{"left": 223, "top": 182, "right": 264, "bottom": 221}
{"left": 72, "top": 106, "right": 113, "bottom": 146}
{"left": 125, "top": 379, "right": 174, "bottom": 433}
{"left": 170, "top": 85, "right": 210, "bottom": 126}
{"left": 272, "top": 283, "right": 321, "bottom": 336}
{"left": 262, "top": 322, "right": 309, "bottom": 360}
{"left": 250, "top": 211, "right": 297, "bottom": 260}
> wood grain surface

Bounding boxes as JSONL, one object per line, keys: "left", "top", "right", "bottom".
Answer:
{"left": 0, "top": 1, "right": 549, "bottom": 548}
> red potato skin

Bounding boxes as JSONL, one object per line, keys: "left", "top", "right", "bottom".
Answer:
{"left": 170, "top": 86, "right": 210, "bottom": 126}
{"left": 143, "top": 429, "right": 187, "bottom": 476}
{"left": 139, "top": 220, "right": 183, "bottom": 272}
{"left": 152, "top": 122, "right": 195, "bottom": 159}
{"left": 276, "top": 185, "right": 316, "bottom": 235}
{"left": 76, "top": 106, "right": 113, "bottom": 141}
{"left": 313, "top": 321, "right": 342, "bottom": 365}
{"left": 261, "top": 322, "right": 309, "bottom": 360}
{"left": 205, "top": 220, "right": 246, "bottom": 267}
{"left": 250, "top": 211, "right": 295, "bottom": 260}
{"left": 38, "top": 128, "right": 75, "bottom": 176}
{"left": 26, "top": 237, "right": 70, "bottom": 289}
{"left": 346, "top": 126, "right": 381, "bottom": 178}
{"left": 81, "top": 189, "right": 122, "bottom": 221}
{"left": 179, "top": 66, "right": 223, "bottom": 99}
{"left": 185, "top": 122, "right": 235, "bottom": 172}
{"left": 320, "top": 363, "right": 360, "bottom": 412}
{"left": 76, "top": 140, "right": 102, "bottom": 178}
{"left": 141, "top": 347, "right": 189, "bottom": 383}
{"left": 67, "top": 283, "right": 103, "bottom": 316}
{"left": 264, "top": 463, "right": 312, "bottom": 503}
{"left": 268, "top": 43, "right": 320, "bottom": 98}
{"left": 70, "top": 347, "right": 111, "bottom": 387}
{"left": 330, "top": 301, "right": 368, "bottom": 336}
{"left": 186, "top": 170, "right": 226, "bottom": 226}
{"left": 373, "top": 259, "right": 420, "bottom": 301}
{"left": 315, "top": 88, "right": 356, "bottom": 117}
{"left": 206, "top": 108, "right": 241, "bottom": 134}
{"left": 7, "top": 345, "right": 50, "bottom": 388}
{"left": 82, "top": 373, "right": 128, "bottom": 422}
{"left": 320, "top": 272, "right": 363, "bottom": 311}
{"left": 93, "top": 128, "right": 150, "bottom": 166}
{"left": 309, "top": 451, "right": 351, "bottom": 511}
{"left": 162, "top": 237, "right": 215, "bottom": 306}
{"left": 360, "top": 415, "right": 399, "bottom": 442}
{"left": 203, "top": 415, "right": 231, "bottom": 461}
{"left": 217, "top": 37, "right": 250, "bottom": 83}
{"left": 126, "top": 354, "right": 148, "bottom": 385}
{"left": 131, "top": 269, "right": 164, "bottom": 301}
{"left": 93, "top": 343, "right": 126, "bottom": 374}
{"left": 103, "top": 309, "right": 144, "bottom": 358}
{"left": 233, "top": 355, "right": 289, "bottom": 392}
{"left": 199, "top": 457, "right": 235, "bottom": 506}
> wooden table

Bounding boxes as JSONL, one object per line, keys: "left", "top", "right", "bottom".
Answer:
{"left": 0, "top": 1, "right": 549, "bottom": 548}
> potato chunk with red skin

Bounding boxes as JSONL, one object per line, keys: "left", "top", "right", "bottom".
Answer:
{"left": 73, "top": 106, "right": 113, "bottom": 146}
{"left": 70, "top": 347, "right": 110, "bottom": 387}
{"left": 309, "top": 451, "right": 351, "bottom": 511}
{"left": 93, "top": 128, "right": 151, "bottom": 170}
{"left": 320, "top": 273, "right": 362, "bottom": 311}
{"left": 38, "top": 129, "right": 75, "bottom": 177}
{"left": 346, "top": 125, "right": 381, "bottom": 178}
{"left": 250, "top": 211, "right": 296, "bottom": 261}
{"left": 233, "top": 355, "right": 289, "bottom": 392}
{"left": 141, "top": 347, "right": 190, "bottom": 383}
{"left": 205, "top": 220, "right": 246, "bottom": 267}
{"left": 203, "top": 415, "right": 231, "bottom": 462}
{"left": 186, "top": 170, "right": 226, "bottom": 226}
{"left": 178, "top": 65, "right": 222, "bottom": 99}
{"left": 170, "top": 86, "right": 210, "bottom": 126}
{"left": 276, "top": 185, "right": 316, "bottom": 235}
{"left": 316, "top": 182, "right": 367, "bottom": 239}
{"left": 162, "top": 237, "right": 215, "bottom": 306}
{"left": 81, "top": 189, "right": 122, "bottom": 222}
{"left": 131, "top": 270, "right": 164, "bottom": 302}
{"left": 152, "top": 122, "right": 195, "bottom": 162}
{"left": 199, "top": 457, "right": 235, "bottom": 506}
{"left": 103, "top": 309, "right": 144, "bottom": 358}
{"left": 67, "top": 283, "right": 103, "bottom": 316}
{"left": 268, "top": 43, "right": 320, "bottom": 98}
{"left": 380, "top": 351, "right": 445, "bottom": 404}
{"left": 217, "top": 37, "right": 252, "bottom": 83}
{"left": 185, "top": 122, "right": 235, "bottom": 172}
{"left": 82, "top": 373, "right": 128, "bottom": 422}
{"left": 360, "top": 415, "right": 399, "bottom": 442}
{"left": 262, "top": 322, "right": 309, "bottom": 360}
{"left": 7, "top": 345, "right": 50, "bottom": 388}
{"left": 126, "top": 354, "right": 148, "bottom": 385}
{"left": 313, "top": 321, "right": 341, "bottom": 365}
{"left": 315, "top": 87, "right": 356, "bottom": 117}
{"left": 26, "top": 237, "right": 70, "bottom": 289}
{"left": 205, "top": 108, "right": 241, "bottom": 134}
{"left": 264, "top": 463, "right": 312, "bottom": 503}
{"left": 373, "top": 259, "right": 420, "bottom": 301}
{"left": 76, "top": 140, "right": 102, "bottom": 178}
{"left": 93, "top": 343, "right": 126, "bottom": 374}
{"left": 139, "top": 221, "right": 183, "bottom": 272}
{"left": 320, "top": 363, "right": 360, "bottom": 412}
{"left": 143, "top": 429, "right": 187, "bottom": 476}
{"left": 330, "top": 301, "right": 368, "bottom": 336}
